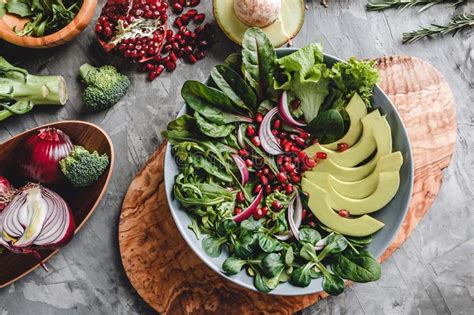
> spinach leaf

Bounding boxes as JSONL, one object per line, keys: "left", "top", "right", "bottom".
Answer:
{"left": 223, "top": 256, "right": 248, "bottom": 275}
{"left": 347, "top": 235, "right": 373, "bottom": 247}
{"left": 182, "top": 81, "right": 252, "bottom": 124}
{"left": 202, "top": 236, "right": 227, "bottom": 257}
{"left": 258, "top": 233, "right": 281, "bottom": 253}
{"left": 307, "top": 109, "right": 345, "bottom": 144}
{"left": 318, "top": 233, "right": 348, "bottom": 261}
{"left": 216, "top": 219, "right": 238, "bottom": 237}
{"left": 254, "top": 271, "right": 280, "bottom": 293}
{"left": 299, "top": 228, "right": 321, "bottom": 245}
{"left": 300, "top": 243, "right": 319, "bottom": 262}
{"left": 211, "top": 65, "right": 257, "bottom": 114}
{"left": 234, "top": 233, "right": 258, "bottom": 258}
{"left": 290, "top": 262, "right": 316, "bottom": 287}
{"left": 191, "top": 152, "right": 233, "bottom": 183}
{"left": 321, "top": 267, "right": 345, "bottom": 296}
{"left": 262, "top": 253, "right": 285, "bottom": 278}
{"left": 284, "top": 246, "right": 295, "bottom": 265}
{"left": 332, "top": 249, "right": 381, "bottom": 282}
{"left": 240, "top": 217, "right": 263, "bottom": 232}
{"left": 309, "top": 265, "right": 323, "bottom": 279}
{"left": 242, "top": 28, "right": 277, "bottom": 101}
{"left": 194, "top": 112, "right": 235, "bottom": 138}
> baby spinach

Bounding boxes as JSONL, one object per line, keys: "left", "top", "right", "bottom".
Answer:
{"left": 182, "top": 81, "right": 252, "bottom": 124}
{"left": 317, "top": 233, "right": 348, "bottom": 261}
{"left": 258, "top": 233, "right": 282, "bottom": 253}
{"left": 254, "top": 271, "right": 280, "bottom": 293}
{"left": 223, "top": 256, "right": 248, "bottom": 275}
{"left": 290, "top": 262, "right": 316, "bottom": 287}
{"left": 319, "top": 263, "right": 345, "bottom": 296}
{"left": 299, "top": 228, "right": 321, "bottom": 245}
{"left": 262, "top": 253, "right": 285, "bottom": 278}
{"left": 202, "top": 235, "right": 227, "bottom": 258}
{"left": 194, "top": 112, "right": 235, "bottom": 138}
{"left": 284, "top": 246, "right": 295, "bottom": 266}
{"left": 332, "top": 249, "right": 381, "bottom": 282}
{"left": 211, "top": 65, "right": 257, "bottom": 114}
{"left": 300, "top": 243, "right": 319, "bottom": 262}
{"left": 242, "top": 28, "right": 277, "bottom": 101}
{"left": 307, "top": 109, "right": 345, "bottom": 144}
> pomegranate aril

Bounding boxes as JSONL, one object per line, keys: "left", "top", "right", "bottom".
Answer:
{"left": 285, "top": 183, "right": 294, "bottom": 194}
{"left": 174, "top": 17, "right": 183, "bottom": 27}
{"left": 265, "top": 185, "right": 272, "bottom": 194}
{"left": 299, "top": 131, "right": 310, "bottom": 140}
{"left": 173, "top": 3, "right": 183, "bottom": 13}
{"left": 166, "top": 61, "right": 177, "bottom": 72}
{"left": 277, "top": 172, "right": 288, "bottom": 183}
{"left": 254, "top": 184, "right": 262, "bottom": 194}
{"left": 187, "top": 54, "right": 198, "bottom": 64}
{"left": 187, "top": 9, "right": 198, "bottom": 18}
{"left": 148, "top": 71, "right": 157, "bottom": 81}
{"left": 255, "top": 113, "right": 263, "bottom": 123}
{"left": 194, "top": 13, "right": 205, "bottom": 24}
{"left": 272, "top": 200, "right": 282, "bottom": 210}
{"left": 338, "top": 209, "right": 350, "bottom": 217}
{"left": 96, "top": 24, "right": 103, "bottom": 33}
{"left": 236, "top": 191, "right": 245, "bottom": 203}
{"left": 337, "top": 143, "right": 349, "bottom": 152}
{"left": 315, "top": 152, "right": 327, "bottom": 159}
{"left": 235, "top": 207, "right": 243, "bottom": 215}
{"left": 295, "top": 136, "right": 306, "bottom": 147}
{"left": 155, "top": 64, "right": 165, "bottom": 76}
{"left": 239, "top": 149, "right": 249, "bottom": 157}
{"left": 260, "top": 175, "right": 269, "bottom": 186}
{"left": 251, "top": 136, "right": 261, "bottom": 147}
{"left": 291, "top": 175, "right": 301, "bottom": 183}
{"left": 195, "top": 51, "right": 205, "bottom": 60}
{"left": 246, "top": 125, "right": 255, "bottom": 137}
{"left": 245, "top": 159, "right": 253, "bottom": 167}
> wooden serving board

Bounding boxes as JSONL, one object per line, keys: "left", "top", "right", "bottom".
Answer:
{"left": 118, "top": 56, "right": 456, "bottom": 314}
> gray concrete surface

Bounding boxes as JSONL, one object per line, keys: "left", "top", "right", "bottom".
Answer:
{"left": 0, "top": 0, "right": 473, "bottom": 314}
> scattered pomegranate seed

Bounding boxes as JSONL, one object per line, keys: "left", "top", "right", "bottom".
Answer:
{"left": 284, "top": 142, "right": 292, "bottom": 152}
{"left": 251, "top": 136, "right": 261, "bottom": 147}
{"left": 291, "top": 175, "right": 301, "bottom": 183}
{"left": 302, "top": 208, "right": 307, "bottom": 221}
{"left": 273, "top": 119, "right": 281, "bottom": 129}
{"left": 254, "top": 184, "right": 263, "bottom": 194}
{"left": 315, "top": 152, "right": 327, "bottom": 159}
{"left": 166, "top": 61, "right": 177, "bottom": 71}
{"left": 272, "top": 200, "right": 282, "bottom": 210}
{"left": 299, "top": 131, "right": 310, "bottom": 140}
{"left": 235, "top": 207, "right": 243, "bottom": 215}
{"left": 245, "top": 159, "right": 253, "bottom": 168}
{"left": 286, "top": 183, "right": 294, "bottom": 194}
{"left": 277, "top": 172, "right": 288, "bottom": 183}
{"left": 304, "top": 157, "right": 316, "bottom": 168}
{"left": 277, "top": 155, "right": 284, "bottom": 165}
{"left": 308, "top": 221, "right": 316, "bottom": 228}
{"left": 294, "top": 136, "right": 306, "bottom": 147}
{"left": 265, "top": 184, "right": 272, "bottom": 194}
{"left": 338, "top": 209, "right": 350, "bottom": 217}
{"left": 246, "top": 125, "right": 255, "bottom": 137}
{"left": 271, "top": 129, "right": 279, "bottom": 136}
{"left": 256, "top": 169, "right": 263, "bottom": 177}
{"left": 239, "top": 149, "right": 249, "bottom": 157}
{"left": 187, "top": 9, "right": 198, "bottom": 18}
{"left": 194, "top": 13, "right": 205, "bottom": 24}
{"left": 337, "top": 143, "right": 349, "bottom": 152}
{"left": 284, "top": 162, "right": 295, "bottom": 172}
{"left": 255, "top": 113, "right": 263, "bottom": 123}
{"left": 260, "top": 175, "right": 268, "bottom": 186}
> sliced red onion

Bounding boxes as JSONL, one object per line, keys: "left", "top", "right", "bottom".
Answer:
{"left": 287, "top": 189, "right": 303, "bottom": 240}
{"left": 315, "top": 238, "right": 326, "bottom": 251}
{"left": 259, "top": 107, "right": 283, "bottom": 155}
{"left": 279, "top": 91, "right": 306, "bottom": 127}
{"left": 0, "top": 184, "right": 75, "bottom": 252}
{"left": 231, "top": 154, "right": 249, "bottom": 186}
{"left": 237, "top": 125, "right": 245, "bottom": 148}
{"left": 274, "top": 232, "right": 291, "bottom": 241}
{"left": 232, "top": 190, "right": 263, "bottom": 223}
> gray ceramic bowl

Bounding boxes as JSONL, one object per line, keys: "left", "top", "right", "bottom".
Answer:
{"left": 164, "top": 49, "right": 414, "bottom": 296}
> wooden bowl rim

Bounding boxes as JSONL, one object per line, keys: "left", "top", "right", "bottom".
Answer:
{"left": 0, "top": 0, "right": 97, "bottom": 48}
{"left": 0, "top": 120, "right": 115, "bottom": 288}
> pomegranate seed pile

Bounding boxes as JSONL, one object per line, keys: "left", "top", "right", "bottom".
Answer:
{"left": 95, "top": 0, "right": 213, "bottom": 81}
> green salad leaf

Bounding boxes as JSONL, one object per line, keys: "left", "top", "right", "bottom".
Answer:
{"left": 306, "top": 109, "right": 345, "bottom": 143}
{"left": 194, "top": 112, "right": 235, "bottom": 138}
{"left": 332, "top": 249, "right": 381, "bottom": 282}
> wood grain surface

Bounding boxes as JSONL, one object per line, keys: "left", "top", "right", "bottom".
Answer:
{"left": 118, "top": 55, "right": 456, "bottom": 314}
{"left": 0, "top": 0, "right": 97, "bottom": 48}
{"left": 0, "top": 121, "right": 114, "bottom": 288}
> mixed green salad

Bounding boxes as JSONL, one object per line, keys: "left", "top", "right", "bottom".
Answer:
{"left": 163, "top": 28, "right": 382, "bottom": 295}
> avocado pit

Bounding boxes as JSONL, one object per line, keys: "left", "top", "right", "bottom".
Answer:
{"left": 234, "top": 0, "right": 281, "bottom": 28}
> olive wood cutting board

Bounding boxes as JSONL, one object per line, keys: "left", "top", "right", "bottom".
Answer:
{"left": 118, "top": 56, "right": 456, "bottom": 314}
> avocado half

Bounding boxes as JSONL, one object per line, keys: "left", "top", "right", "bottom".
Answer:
{"left": 213, "top": 0, "right": 305, "bottom": 47}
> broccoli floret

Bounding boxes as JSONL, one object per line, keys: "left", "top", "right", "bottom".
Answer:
{"left": 79, "top": 63, "right": 130, "bottom": 111}
{"left": 59, "top": 146, "right": 110, "bottom": 187}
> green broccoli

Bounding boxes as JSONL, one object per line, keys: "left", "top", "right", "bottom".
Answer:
{"left": 59, "top": 146, "right": 110, "bottom": 187}
{"left": 0, "top": 56, "right": 68, "bottom": 121}
{"left": 79, "top": 63, "right": 130, "bottom": 111}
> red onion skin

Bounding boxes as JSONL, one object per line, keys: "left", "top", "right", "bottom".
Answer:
{"left": 231, "top": 154, "right": 249, "bottom": 186}
{"left": 259, "top": 107, "right": 284, "bottom": 155}
{"left": 18, "top": 128, "right": 74, "bottom": 184}
{"left": 279, "top": 91, "right": 306, "bottom": 127}
{"left": 0, "top": 176, "right": 12, "bottom": 211}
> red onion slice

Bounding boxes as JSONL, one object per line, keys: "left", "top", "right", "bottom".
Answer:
{"left": 231, "top": 154, "right": 249, "bottom": 186}
{"left": 287, "top": 189, "right": 303, "bottom": 240}
{"left": 259, "top": 107, "right": 283, "bottom": 155}
{"left": 237, "top": 125, "right": 245, "bottom": 148}
{"left": 279, "top": 91, "right": 306, "bottom": 127}
{"left": 232, "top": 190, "right": 263, "bottom": 223}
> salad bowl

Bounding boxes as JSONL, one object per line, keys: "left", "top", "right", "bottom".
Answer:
{"left": 164, "top": 49, "right": 414, "bottom": 295}
{"left": 0, "top": 120, "right": 114, "bottom": 288}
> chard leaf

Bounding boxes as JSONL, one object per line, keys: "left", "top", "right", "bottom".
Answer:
{"left": 242, "top": 28, "right": 277, "bottom": 101}
{"left": 194, "top": 112, "right": 235, "bottom": 138}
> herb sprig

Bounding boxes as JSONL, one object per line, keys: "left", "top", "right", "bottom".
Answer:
{"left": 367, "top": 0, "right": 467, "bottom": 12}
{"left": 402, "top": 13, "right": 474, "bottom": 44}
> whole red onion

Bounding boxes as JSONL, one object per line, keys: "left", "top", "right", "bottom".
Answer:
{"left": 18, "top": 127, "right": 74, "bottom": 184}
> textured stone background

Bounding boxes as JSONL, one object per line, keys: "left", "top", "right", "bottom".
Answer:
{"left": 0, "top": 0, "right": 473, "bottom": 314}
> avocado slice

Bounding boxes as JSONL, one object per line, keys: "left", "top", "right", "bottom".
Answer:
{"left": 304, "top": 152, "right": 403, "bottom": 199}
{"left": 304, "top": 110, "right": 381, "bottom": 167}
{"left": 302, "top": 179, "right": 385, "bottom": 237}
{"left": 213, "top": 0, "right": 305, "bottom": 47}
{"left": 323, "top": 93, "right": 368, "bottom": 150}
{"left": 305, "top": 172, "right": 400, "bottom": 215}
{"left": 311, "top": 116, "right": 393, "bottom": 181}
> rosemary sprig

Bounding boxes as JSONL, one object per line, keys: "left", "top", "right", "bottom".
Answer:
{"left": 402, "top": 13, "right": 474, "bottom": 44}
{"left": 367, "top": 0, "right": 467, "bottom": 12}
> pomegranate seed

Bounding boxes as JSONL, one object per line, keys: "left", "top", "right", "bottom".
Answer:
{"left": 181, "top": 15, "right": 190, "bottom": 25}
{"left": 279, "top": 131, "right": 287, "bottom": 139}
{"left": 284, "top": 142, "right": 292, "bottom": 152}
{"left": 254, "top": 184, "right": 262, "bottom": 194}
{"left": 104, "top": 26, "right": 112, "bottom": 37}
{"left": 277, "top": 156, "right": 284, "bottom": 165}
{"left": 256, "top": 169, "right": 263, "bottom": 177}
{"left": 98, "top": 16, "right": 107, "bottom": 25}
{"left": 194, "top": 13, "right": 205, "bottom": 24}
{"left": 191, "top": 0, "right": 200, "bottom": 6}
{"left": 273, "top": 119, "right": 281, "bottom": 129}
{"left": 304, "top": 157, "right": 316, "bottom": 168}
{"left": 239, "top": 149, "right": 249, "bottom": 157}
{"left": 255, "top": 113, "right": 263, "bottom": 123}
{"left": 251, "top": 136, "right": 261, "bottom": 147}
{"left": 291, "top": 99, "right": 301, "bottom": 109}
{"left": 338, "top": 143, "right": 349, "bottom": 152}
{"left": 311, "top": 139, "right": 320, "bottom": 145}
{"left": 166, "top": 30, "right": 174, "bottom": 39}
{"left": 166, "top": 61, "right": 177, "bottom": 71}
{"left": 246, "top": 125, "right": 255, "bottom": 137}
{"left": 261, "top": 206, "right": 269, "bottom": 216}
{"left": 308, "top": 221, "right": 316, "bottom": 228}
{"left": 155, "top": 65, "right": 165, "bottom": 76}
{"left": 236, "top": 191, "right": 245, "bottom": 203}
{"left": 195, "top": 51, "right": 205, "bottom": 60}
{"left": 253, "top": 208, "right": 263, "bottom": 220}
{"left": 271, "top": 129, "right": 279, "bottom": 136}
{"left": 284, "top": 162, "right": 295, "bottom": 172}
{"left": 148, "top": 71, "right": 157, "bottom": 81}
{"left": 295, "top": 136, "right": 306, "bottom": 147}
{"left": 315, "top": 152, "right": 327, "bottom": 159}
{"left": 260, "top": 175, "right": 268, "bottom": 186}
{"left": 145, "top": 10, "right": 153, "bottom": 18}
{"left": 298, "top": 151, "right": 307, "bottom": 160}
{"left": 95, "top": 24, "right": 103, "bottom": 33}
{"left": 291, "top": 175, "right": 301, "bottom": 183}
{"left": 163, "top": 44, "right": 172, "bottom": 52}
{"left": 245, "top": 159, "right": 253, "bottom": 167}
{"left": 174, "top": 17, "right": 183, "bottom": 27}
{"left": 173, "top": 3, "right": 183, "bottom": 13}
{"left": 183, "top": 45, "right": 193, "bottom": 54}
{"left": 118, "top": 44, "right": 127, "bottom": 51}
{"left": 146, "top": 63, "right": 155, "bottom": 71}
{"left": 299, "top": 131, "right": 310, "bottom": 140}
{"left": 274, "top": 185, "right": 281, "bottom": 192}
{"left": 187, "top": 9, "right": 198, "bottom": 18}
{"left": 302, "top": 209, "right": 307, "bottom": 221}
{"left": 272, "top": 200, "right": 282, "bottom": 210}
{"left": 338, "top": 209, "right": 350, "bottom": 217}
{"left": 291, "top": 145, "right": 301, "bottom": 153}
{"left": 286, "top": 183, "right": 294, "bottom": 194}
{"left": 284, "top": 156, "right": 291, "bottom": 162}
{"left": 265, "top": 184, "right": 272, "bottom": 194}
{"left": 187, "top": 54, "right": 198, "bottom": 64}
{"left": 235, "top": 207, "right": 243, "bottom": 215}
{"left": 277, "top": 172, "right": 287, "bottom": 183}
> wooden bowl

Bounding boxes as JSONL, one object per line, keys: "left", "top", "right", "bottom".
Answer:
{"left": 0, "top": 121, "right": 114, "bottom": 288}
{"left": 0, "top": 0, "right": 97, "bottom": 48}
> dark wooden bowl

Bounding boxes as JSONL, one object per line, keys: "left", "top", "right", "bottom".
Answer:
{"left": 0, "top": 121, "right": 114, "bottom": 288}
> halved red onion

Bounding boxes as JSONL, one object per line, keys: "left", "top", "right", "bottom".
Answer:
{"left": 259, "top": 107, "right": 283, "bottom": 155}
{"left": 232, "top": 190, "right": 263, "bottom": 223}
{"left": 231, "top": 154, "right": 249, "bottom": 186}
{"left": 279, "top": 91, "right": 306, "bottom": 127}
{"left": 0, "top": 176, "right": 14, "bottom": 212}
{"left": 0, "top": 184, "right": 75, "bottom": 253}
